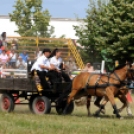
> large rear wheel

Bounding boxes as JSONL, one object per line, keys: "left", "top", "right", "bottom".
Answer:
{"left": 0, "top": 93, "right": 14, "bottom": 112}
{"left": 31, "top": 96, "right": 51, "bottom": 115}
{"left": 56, "top": 101, "right": 74, "bottom": 115}
{"left": 29, "top": 95, "right": 38, "bottom": 112}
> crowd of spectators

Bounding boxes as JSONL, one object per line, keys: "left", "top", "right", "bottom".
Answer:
{"left": 0, "top": 32, "right": 29, "bottom": 71}
{"left": 0, "top": 31, "right": 79, "bottom": 78}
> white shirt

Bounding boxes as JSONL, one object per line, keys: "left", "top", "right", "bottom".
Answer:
{"left": 50, "top": 56, "right": 62, "bottom": 70}
{"left": 31, "top": 55, "right": 50, "bottom": 72}
{"left": 16, "top": 60, "right": 27, "bottom": 70}
{"left": 0, "top": 54, "right": 8, "bottom": 63}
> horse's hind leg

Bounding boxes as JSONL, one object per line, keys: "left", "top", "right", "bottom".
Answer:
{"left": 63, "top": 89, "right": 78, "bottom": 114}
{"left": 117, "top": 95, "right": 127, "bottom": 113}
{"left": 94, "top": 96, "right": 106, "bottom": 114}
{"left": 126, "top": 103, "right": 133, "bottom": 116}
{"left": 106, "top": 87, "right": 121, "bottom": 118}
{"left": 94, "top": 96, "right": 108, "bottom": 116}
{"left": 87, "top": 95, "right": 91, "bottom": 116}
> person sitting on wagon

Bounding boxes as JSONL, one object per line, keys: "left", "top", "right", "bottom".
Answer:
{"left": 31, "top": 48, "right": 58, "bottom": 90}
{"left": 49, "top": 48, "right": 71, "bottom": 82}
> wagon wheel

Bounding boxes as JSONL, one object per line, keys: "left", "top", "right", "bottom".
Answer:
{"left": 29, "top": 95, "right": 38, "bottom": 112}
{"left": 56, "top": 101, "right": 74, "bottom": 115}
{"left": 0, "top": 93, "right": 14, "bottom": 112}
{"left": 31, "top": 96, "right": 51, "bottom": 115}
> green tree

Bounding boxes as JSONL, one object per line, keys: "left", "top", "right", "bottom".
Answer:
{"left": 95, "top": 0, "right": 134, "bottom": 66}
{"left": 9, "top": 0, "right": 54, "bottom": 37}
{"left": 74, "top": 0, "right": 134, "bottom": 70}
{"left": 74, "top": 0, "right": 103, "bottom": 64}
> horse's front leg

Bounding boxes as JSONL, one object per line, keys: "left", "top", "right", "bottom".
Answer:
{"left": 106, "top": 87, "right": 121, "bottom": 118}
{"left": 87, "top": 95, "right": 92, "bottom": 116}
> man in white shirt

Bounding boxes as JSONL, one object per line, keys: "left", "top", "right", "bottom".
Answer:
{"left": 31, "top": 48, "right": 57, "bottom": 89}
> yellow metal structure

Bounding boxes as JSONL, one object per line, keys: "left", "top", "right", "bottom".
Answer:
{"left": 68, "top": 39, "right": 84, "bottom": 69}
{"left": 7, "top": 36, "right": 84, "bottom": 69}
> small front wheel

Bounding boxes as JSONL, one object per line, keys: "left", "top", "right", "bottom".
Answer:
{"left": 31, "top": 96, "right": 51, "bottom": 115}
{"left": 0, "top": 93, "right": 14, "bottom": 112}
{"left": 56, "top": 101, "right": 74, "bottom": 115}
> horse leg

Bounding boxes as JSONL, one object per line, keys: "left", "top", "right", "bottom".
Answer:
{"left": 87, "top": 95, "right": 91, "bottom": 116}
{"left": 94, "top": 96, "right": 106, "bottom": 114}
{"left": 117, "top": 95, "right": 127, "bottom": 113}
{"left": 106, "top": 87, "right": 121, "bottom": 118}
{"left": 94, "top": 96, "right": 108, "bottom": 116}
{"left": 126, "top": 102, "right": 133, "bottom": 116}
{"left": 118, "top": 95, "right": 132, "bottom": 116}
{"left": 63, "top": 89, "right": 78, "bottom": 114}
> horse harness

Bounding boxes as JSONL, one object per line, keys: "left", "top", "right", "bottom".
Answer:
{"left": 84, "top": 72, "right": 126, "bottom": 95}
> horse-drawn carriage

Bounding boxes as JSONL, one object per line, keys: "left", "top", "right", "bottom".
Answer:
{"left": 0, "top": 61, "right": 74, "bottom": 115}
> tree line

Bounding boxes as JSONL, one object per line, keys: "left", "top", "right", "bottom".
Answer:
{"left": 10, "top": 0, "right": 134, "bottom": 70}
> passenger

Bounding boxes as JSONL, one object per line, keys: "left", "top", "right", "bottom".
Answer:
{"left": 31, "top": 48, "right": 58, "bottom": 89}
{"left": 49, "top": 48, "right": 71, "bottom": 82}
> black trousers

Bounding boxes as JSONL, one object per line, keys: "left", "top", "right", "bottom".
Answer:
{"left": 36, "top": 70, "right": 50, "bottom": 89}
{"left": 61, "top": 71, "right": 71, "bottom": 82}
{"left": 47, "top": 70, "right": 61, "bottom": 85}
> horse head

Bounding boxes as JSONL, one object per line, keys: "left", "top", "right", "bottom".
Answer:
{"left": 126, "top": 63, "right": 134, "bottom": 80}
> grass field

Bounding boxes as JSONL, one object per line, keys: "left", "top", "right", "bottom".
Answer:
{"left": 0, "top": 100, "right": 134, "bottom": 134}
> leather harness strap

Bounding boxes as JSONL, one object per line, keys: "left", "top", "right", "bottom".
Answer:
{"left": 85, "top": 74, "right": 102, "bottom": 95}
{"left": 85, "top": 72, "right": 125, "bottom": 93}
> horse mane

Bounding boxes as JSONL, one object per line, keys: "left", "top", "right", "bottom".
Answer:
{"left": 113, "top": 64, "right": 126, "bottom": 71}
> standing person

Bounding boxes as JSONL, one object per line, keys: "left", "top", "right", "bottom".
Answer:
{"left": 49, "top": 48, "right": 71, "bottom": 82}
{"left": 31, "top": 48, "right": 58, "bottom": 90}
{"left": 11, "top": 39, "right": 18, "bottom": 50}
{"left": 34, "top": 47, "right": 42, "bottom": 60}
{"left": 84, "top": 63, "right": 94, "bottom": 72}
{"left": 0, "top": 32, "right": 7, "bottom": 48}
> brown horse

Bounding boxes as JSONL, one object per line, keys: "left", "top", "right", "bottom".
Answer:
{"left": 87, "top": 86, "right": 131, "bottom": 116}
{"left": 89, "top": 65, "right": 134, "bottom": 116}
{"left": 62, "top": 63, "right": 134, "bottom": 118}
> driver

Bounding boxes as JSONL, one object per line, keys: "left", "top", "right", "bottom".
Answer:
{"left": 31, "top": 48, "right": 57, "bottom": 90}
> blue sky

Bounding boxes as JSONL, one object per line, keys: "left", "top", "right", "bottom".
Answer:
{"left": 0, "top": 0, "right": 89, "bottom": 18}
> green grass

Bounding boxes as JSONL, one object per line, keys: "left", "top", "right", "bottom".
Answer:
{"left": 0, "top": 101, "right": 134, "bottom": 134}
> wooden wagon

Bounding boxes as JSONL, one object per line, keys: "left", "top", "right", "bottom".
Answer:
{"left": 0, "top": 63, "right": 74, "bottom": 115}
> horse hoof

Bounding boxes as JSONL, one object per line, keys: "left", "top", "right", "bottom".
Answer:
{"left": 119, "top": 117, "right": 124, "bottom": 120}
{"left": 113, "top": 110, "right": 116, "bottom": 114}
{"left": 100, "top": 109, "right": 105, "bottom": 114}
{"left": 94, "top": 113, "right": 100, "bottom": 117}
{"left": 127, "top": 114, "right": 133, "bottom": 117}
{"left": 116, "top": 114, "right": 121, "bottom": 118}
